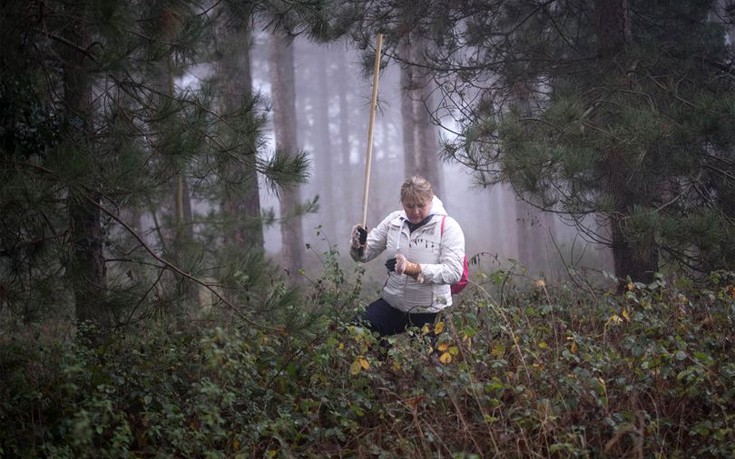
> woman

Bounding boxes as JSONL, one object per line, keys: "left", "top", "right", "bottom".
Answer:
{"left": 350, "top": 176, "right": 466, "bottom": 336}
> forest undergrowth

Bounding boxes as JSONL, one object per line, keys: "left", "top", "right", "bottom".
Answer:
{"left": 1, "top": 257, "right": 734, "bottom": 458}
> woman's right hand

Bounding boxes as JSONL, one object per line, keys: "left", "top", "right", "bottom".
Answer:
{"left": 350, "top": 225, "right": 367, "bottom": 251}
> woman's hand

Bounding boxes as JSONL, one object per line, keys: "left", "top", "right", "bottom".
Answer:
{"left": 394, "top": 253, "right": 422, "bottom": 281}
{"left": 350, "top": 225, "right": 367, "bottom": 253}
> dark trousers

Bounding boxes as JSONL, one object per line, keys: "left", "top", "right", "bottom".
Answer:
{"left": 360, "top": 298, "right": 437, "bottom": 337}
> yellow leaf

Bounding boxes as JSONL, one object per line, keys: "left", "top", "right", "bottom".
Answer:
{"left": 570, "top": 340, "right": 578, "bottom": 354}
{"left": 437, "top": 342, "right": 449, "bottom": 352}
{"left": 359, "top": 356, "right": 370, "bottom": 370}
{"left": 350, "top": 360, "right": 362, "bottom": 375}
{"left": 538, "top": 341, "right": 548, "bottom": 349}
{"left": 434, "top": 321, "right": 445, "bottom": 334}
{"left": 421, "top": 324, "right": 431, "bottom": 335}
{"left": 338, "top": 342, "right": 344, "bottom": 350}
{"left": 490, "top": 344, "right": 505, "bottom": 358}
{"left": 621, "top": 308, "right": 630, "bottom": 321}
{"left": 439, "top": 352, "right": 453, "bottom": 364}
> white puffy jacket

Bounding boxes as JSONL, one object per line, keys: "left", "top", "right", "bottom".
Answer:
{"left": 351, "top": 196, "right": 465, "bottom": 313}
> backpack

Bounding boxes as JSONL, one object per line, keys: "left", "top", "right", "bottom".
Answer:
{"left": 440, "top": 216, "right": 469, "bottom": 294}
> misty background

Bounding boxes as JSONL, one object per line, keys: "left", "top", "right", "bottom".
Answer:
{"left": 217, "top": 33, "right": 615, "bottom": 285}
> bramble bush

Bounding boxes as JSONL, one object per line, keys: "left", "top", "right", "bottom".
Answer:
{"left": 1, "top": 257, "right": 734, "bottom": 457}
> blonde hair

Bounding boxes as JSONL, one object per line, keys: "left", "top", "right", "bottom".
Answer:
{"left": 400, "top": 176, "right": 433, "bottom": 205}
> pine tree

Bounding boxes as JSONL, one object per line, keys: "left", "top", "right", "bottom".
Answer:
{"left": 259, "top": 0, "right": 334, "bottom": 283}
{"left": 211, "top": 2, "right": 265, "bottom": 252}
{"left": 0, "top": 0, "right": 318, "bottom": 332}
{"left": 333, "top": 0, "right": 735, "bottom": 283}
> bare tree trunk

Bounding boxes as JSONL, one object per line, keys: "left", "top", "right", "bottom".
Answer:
{"left": 270, "top": 31, "right": 304, "bottom": 280}
{"left": 399, "top": 32, "right": 443, "bottom": 195}
{"left": 336, "top": 51, "right": 356, "bottom": 231}
{"left": 313, "top": 47, "right": 337, "bottom": 235}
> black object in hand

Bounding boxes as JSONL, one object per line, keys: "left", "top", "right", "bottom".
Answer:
{"left": 358, "top": 226, "right": 367, "bottom": 244}
{"left": 385, "top": 257, "right": 397, "bottom": 272}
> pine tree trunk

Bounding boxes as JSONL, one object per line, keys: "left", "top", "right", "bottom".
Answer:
{"left": 313, "top": 48, "right": 337, "bottom": 234}
{"left": 61, "top": 4, "right": 107, "bottom": 326}
{"left": 606, "top": 149, "right": 659, "bottom": 285}
{"left": 270, "top": 31, "right": 304, "bottom": 280}
{"left": 174, "top": 174, "right": 193, "bottom": 242}
{"left": 516, "top": 199, "right": 554, "bottom": 279}
{"left": 596, "top": 0, "right": 658, "bottom": 285}
{"left": 218, "top": 19, "right": 263, "bottom": 249}
{"left": 336, "top": 52, "right": 356, "bottom": 230}
{"left": 399, "top": 32, "right": 443, "bottom": 195}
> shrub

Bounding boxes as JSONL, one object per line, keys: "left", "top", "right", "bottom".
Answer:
{"left": 1, "top": 266, "right": 734, "bottom": 457}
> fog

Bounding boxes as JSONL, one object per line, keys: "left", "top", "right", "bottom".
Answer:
{"left": 246, "top": 33, "right": 614, "bottom": 285}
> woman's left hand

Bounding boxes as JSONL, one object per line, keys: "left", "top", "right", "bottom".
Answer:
{"left": 395, "top": 254, "right": 422, "bottom": 280}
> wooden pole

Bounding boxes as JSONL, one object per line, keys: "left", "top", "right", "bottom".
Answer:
{"left": 360, "top": 33, "right": 383, "bottom": 229}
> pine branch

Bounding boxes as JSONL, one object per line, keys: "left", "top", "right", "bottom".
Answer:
{"left": 25, "top": 162, "right": 283, "bottom": 334}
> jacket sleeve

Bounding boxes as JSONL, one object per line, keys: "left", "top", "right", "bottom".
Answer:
{"left": 420, "top": 216, "right": 465, "bottom": 285}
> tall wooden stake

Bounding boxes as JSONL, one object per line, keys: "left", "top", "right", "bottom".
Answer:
{"left": 361, "top": 33, "right": 383, "bottom": 228}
